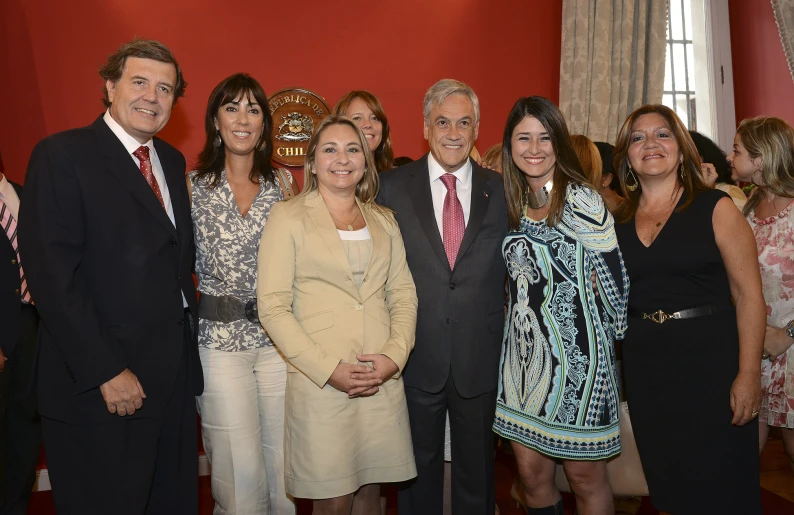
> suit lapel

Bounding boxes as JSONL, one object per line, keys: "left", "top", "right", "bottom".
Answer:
{"left": 305, "top": 191, "right": 358, "bottom": 289}
{"left": 456, "top": 164, "right": 491, "bottom": 264}
{"left": 409, "top": 157, "right": 450, "bottom": 271}
{"left": 156, "top": 139, "right": 189, "bottom": 249}
{"left": 93, "top": 118, "right": 177, "bottom": 237}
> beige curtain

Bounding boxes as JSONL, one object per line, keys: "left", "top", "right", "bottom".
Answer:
{"left": 559, "top": 0, "right": 668, "bottom": 144}
{"left": 772, "top": 0, "right": 794, "bottom": 84}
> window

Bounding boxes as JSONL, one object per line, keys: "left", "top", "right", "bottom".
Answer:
{"left": 662, "top": 0, "right": 736, "bottom": 151}
{"left": 663, "top": 0, "right": 697, "bottom": 130}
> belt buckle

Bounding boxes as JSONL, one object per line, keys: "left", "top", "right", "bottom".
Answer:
{"left": 643, "top": 309, "right": 671, "bottom": 324}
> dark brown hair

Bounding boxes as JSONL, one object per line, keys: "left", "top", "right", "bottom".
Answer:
{"left": 613, "top": 104, "right": 708, "bottom": 223}
{"left": 99, "top": 39, "right": 186, "bottom": 108}
{"left": 333, "top": 91, "right": 394, "bottom": 172}
{"left": 193, "top": 73, "right": 274, "bottom": 189}
{"left": 502, "top": 96, "right": 590, "bottom": 229}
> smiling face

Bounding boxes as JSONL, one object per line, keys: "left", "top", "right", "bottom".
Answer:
{"left": 627, "top": 113, "right": 682, "bottom": 179}
{"left": 344, "top": 97, "right": 382, "bottom": 152}
{"left": 215, "top": 91, "right": 264, "bottom": 157}
{"left": 107, "top": 57, "right": 177, "bottom": 144}
{"left": 424, "top": 94, "right": 479, "bottom": 173}
{"left": 727, "top": 134, "right": 763, "bottom": 184}
{"left": 511, "top": 116, "right": 557, "bottom": 187}
{"left": 312, "top": 123, "right": 366, "bottom": 196}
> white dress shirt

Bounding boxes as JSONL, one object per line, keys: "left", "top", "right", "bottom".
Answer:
{"left": 0, "top": 174, "right": 20, "bottom": 220}
{"left": 103, "top": 110, "right": 187, "bottom": 307}
{"left": 428, "top": 153, "right": 472, "bottom": 236}
{"left": 103, "top": 110, "right": 176, "bottom": 227}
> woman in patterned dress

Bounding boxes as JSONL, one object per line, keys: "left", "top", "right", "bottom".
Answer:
{"left": 493, "top": 97, "right": 629, "bottom": 515}
{"left": 188, "top": 73, "right": 298, "bottom": 514}
{"left": 728, "top": 116, "right": 794, "bottom": 472}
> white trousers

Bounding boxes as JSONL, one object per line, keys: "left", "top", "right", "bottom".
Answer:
{"left": 197, "top": 345, "right": 295, "bottom": 515}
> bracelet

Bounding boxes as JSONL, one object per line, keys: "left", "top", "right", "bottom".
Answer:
{"left": 786, "top": 319, "right": 794, "bottom": 340}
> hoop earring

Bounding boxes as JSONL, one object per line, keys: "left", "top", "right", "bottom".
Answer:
{"left": 213, "top": 130, "right": 222, "bottom": 149}
{"left": 626, "top": 167, "right": 639, "bottom": 192}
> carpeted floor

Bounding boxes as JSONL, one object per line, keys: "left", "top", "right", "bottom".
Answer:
{"left": 27, "top": 437, "right": 794, "bottom": 514}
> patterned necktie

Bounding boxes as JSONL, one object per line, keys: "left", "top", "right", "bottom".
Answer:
{"left": 0, "top": 198, "right": 31, "bottom": 303}
{"left": 440, "top": 173, "right": 465, "bottom": 269}
{"left": 133, "top": 146, "right": 165, "bottom": 209}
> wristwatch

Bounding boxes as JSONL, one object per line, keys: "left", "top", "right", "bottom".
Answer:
{"left": 786, "top": 320, "right": 794, "bottom": 339}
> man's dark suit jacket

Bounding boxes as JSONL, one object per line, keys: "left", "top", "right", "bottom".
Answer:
{"left": 18, "top": 116, "right": 201, "bottom": 424}
{"left": 1, "top": 181, "right": 24, "bottom": 357}
{"left": 377, "top": 155, "right": 508, "bottom": 397}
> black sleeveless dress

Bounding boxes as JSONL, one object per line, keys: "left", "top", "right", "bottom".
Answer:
{"left": 615, "top": 189, "right": 760, "bottom": 515}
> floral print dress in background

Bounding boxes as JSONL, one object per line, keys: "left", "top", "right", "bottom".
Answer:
{"left": 750, "top": 199, "right": 794, "bottom": 428}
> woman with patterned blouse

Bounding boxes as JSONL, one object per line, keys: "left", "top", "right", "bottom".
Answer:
{"left": 493, "top": 97, "right": 629, "bottom": 515}
{"left": 728, "top": 116, "right": 794, "bottom": 473}
{"left": 187, "top": 73, "right": 298, "bottom": 515}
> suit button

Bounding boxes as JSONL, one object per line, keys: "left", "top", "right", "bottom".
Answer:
{"left": 446, "top": 318, "right": 450, "bottom": 324}
{"left": 177, "top": 318, "right": 184, "bottom": 325}
{"left": 10, "top": 259, "right": 16, "bottom": 265}
{"left": 14, "top": 289, "right": 20, "bottom": 294}
{"left": 355, "top": 304, "right": 362, "bottom": 310}
{"left": 171, "top": 239, "right": 178, "bottom": 247}
{"left": 449, "top": 283, "right": 456, "bottom": 290}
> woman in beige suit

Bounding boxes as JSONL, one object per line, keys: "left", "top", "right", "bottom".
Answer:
{"left": 257, "top": 115, "right": 418, "bottom": 514}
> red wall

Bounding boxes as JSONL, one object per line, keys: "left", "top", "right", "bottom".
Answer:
{"left": 0, "top": 0, "right": 563, "bottom": 185}
{"left": 729, "top": 0, "right": 794, "bottom": 125}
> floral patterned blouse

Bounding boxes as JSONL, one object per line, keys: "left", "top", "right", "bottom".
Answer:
{"left": 190, "top": 170, "right": 290, "bottom": 351}
{"left": 749, "top": 199, "right": 794, "bottom": 428}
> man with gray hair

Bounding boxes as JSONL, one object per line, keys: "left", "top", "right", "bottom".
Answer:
{"left": 378, "top": 79, "right": 508, "bottom": 514}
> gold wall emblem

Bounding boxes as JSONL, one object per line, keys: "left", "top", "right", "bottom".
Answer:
{"left": 268, "top": 88, "right": 329, "bottom": 167}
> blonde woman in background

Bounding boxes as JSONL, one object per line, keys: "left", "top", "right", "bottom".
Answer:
{"left": 728, "top": 116, "right": 794, "bottom": 475}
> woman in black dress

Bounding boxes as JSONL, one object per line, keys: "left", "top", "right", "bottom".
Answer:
{"left": 612, "top": 105, "right": 765, "bottom": 514}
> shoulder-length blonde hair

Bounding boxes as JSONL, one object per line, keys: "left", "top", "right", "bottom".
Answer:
{"left": 302, "top": 115, "right": 388, "bottom": 213}
{"left": 736, "top": 116, "right": 794, "bottom": 216}
{"left": 613, "top": 104, "right": 708, "bottom": 224}
{"left": 332, "top": 91, "right": 394, "bottom": 172}
{"left": 502, "top": 96, "right": 591, "bottom": 229}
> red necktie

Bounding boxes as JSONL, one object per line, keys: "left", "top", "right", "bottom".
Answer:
{"left": 133, "top": 146, "right": 165, "bottom": 209}
{"left": 440, "top": 173, "right": 465, "bottom": 269}
{"left": 0, "top": 199, "right": 31, "bottom": 303}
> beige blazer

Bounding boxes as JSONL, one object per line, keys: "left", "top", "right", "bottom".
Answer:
{"left": 256, "top": 189, "right": 417, "bottom": 387}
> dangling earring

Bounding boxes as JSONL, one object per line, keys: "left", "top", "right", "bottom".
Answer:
{"left": 625, "top": 166, "right": 639, "bottom": 192}
{"left": 213, "top": 130, "right": 222, "bottom": 148}
{"left": 679, "top": 161, "right": 685, "bottom": 179}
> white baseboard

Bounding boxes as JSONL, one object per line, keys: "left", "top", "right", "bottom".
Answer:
{"left": 33, "top": 455, "right": 211, "bottom": 492}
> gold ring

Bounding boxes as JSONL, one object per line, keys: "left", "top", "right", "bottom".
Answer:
{"left": 751, "top": 410, "right": 759, "bottom": 417}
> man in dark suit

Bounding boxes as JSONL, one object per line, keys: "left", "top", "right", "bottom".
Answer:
{"left": 0, "top": 159, "right": 41, "bottom": 515}
{"left": 18, "top": 39, "right": 201, "bottom": 515}
{"left": 378, "top": 79, "right": 508, "bottom": 515}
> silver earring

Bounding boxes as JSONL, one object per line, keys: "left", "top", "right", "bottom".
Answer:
{"left": 679, "top": 162, "right": 685, "bottom": 179}
{"left": 213, "top": 130, "right": 222, "bottom": 148}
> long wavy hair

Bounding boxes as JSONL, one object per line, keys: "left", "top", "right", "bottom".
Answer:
{"left": 613, "top": 104, "right": 708, "bottom": 224}
{"left": 333, "top": 91, "right": 394, "bottom": 172}
{"left": 192, "top": 73, "right": 274, "bottom": 189}
{"left": 502, "top": 96, "right": 590, "bottom": 229}
{"left": 736, "top": 116, "right": 794, "bottom": 216}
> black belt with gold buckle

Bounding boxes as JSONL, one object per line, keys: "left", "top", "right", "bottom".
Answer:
{"left": 627, "top": 304, "right": 731, "bottom": 324}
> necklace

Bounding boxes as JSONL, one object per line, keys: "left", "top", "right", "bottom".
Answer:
{"left": 526, "top": 180, "right": 553, "bottom": 209}
{"left": 329, "top": 209, "right": 360, "bottom": 231}
{"left": 526, "top": 187, "right": 549, "bottom": 209}
{"left": 638, "top": 198, "right": 677, "bottom": 228}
